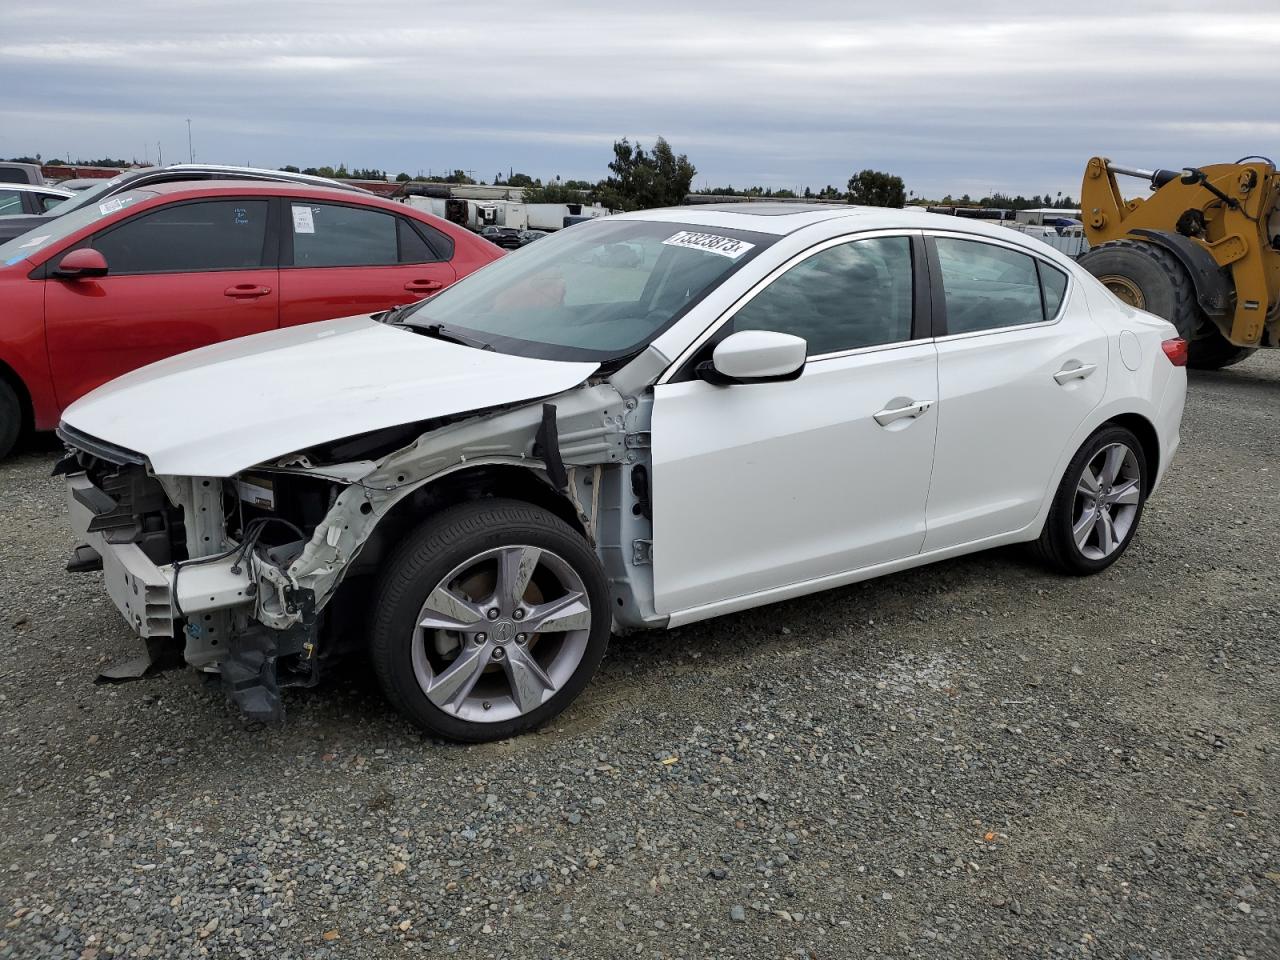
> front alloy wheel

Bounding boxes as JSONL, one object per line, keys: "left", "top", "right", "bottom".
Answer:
{"left": 412, "top": 545, "right": 593, "bottom": 723}
{"left": 371, "top": 499, "right": 611, "bottom": 741}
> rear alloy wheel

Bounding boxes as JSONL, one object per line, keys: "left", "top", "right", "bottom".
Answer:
{"left": 1035, "top": 425, "right": 1147, "bottom": 575}
{"left": 370, "top": 499, "right": 611, "bottom": 741}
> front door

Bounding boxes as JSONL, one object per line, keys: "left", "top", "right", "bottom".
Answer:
{"left": 650, "top": 233, "right": 939, "bottom": 616}
{"left": 44, "top": 197, "right": 279, "bottom": 407}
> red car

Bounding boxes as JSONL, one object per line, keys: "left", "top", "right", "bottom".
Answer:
{"left": 0, "top": 181, "right": 502, "bottom": 457}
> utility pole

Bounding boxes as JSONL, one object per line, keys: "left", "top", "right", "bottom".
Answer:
{"left": 158, "top": 142, "right": 163, "bottom": 165}
{"left": 186, "top": 119, "right": 193, "bottom": 163}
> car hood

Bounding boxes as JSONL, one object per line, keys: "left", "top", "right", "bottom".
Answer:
{"left": 61, "top": 314, "right": 599, "bottom": 477}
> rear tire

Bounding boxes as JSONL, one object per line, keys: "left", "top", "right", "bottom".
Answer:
{"left": 1035, "top": 425, "right": 1148, "bottom": 576}
{"left": 0, "top": 379, "right": 22, "bottom": 461}
{"left": 1078, "top": 239, "right": 1204, "bottom": 339}
{"left": 369, "top": 498, "right": 611, "bottom": 742}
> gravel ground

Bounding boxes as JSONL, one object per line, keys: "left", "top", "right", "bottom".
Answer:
{"left": 1, "top": 355, "right": 1277, "bottom": 960}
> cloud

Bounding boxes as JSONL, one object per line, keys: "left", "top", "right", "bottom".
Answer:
{"left": 3, "top": 0, "right": 1278, "bottom": 197}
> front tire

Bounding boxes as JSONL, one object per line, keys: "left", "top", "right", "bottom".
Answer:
{"left": 1035, "top": 425, "right": 1148, "bottom": 575}
{"left": 369, "top": 499, "right": 611, "bottom": 742}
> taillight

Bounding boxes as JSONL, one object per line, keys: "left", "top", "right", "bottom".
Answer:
{"left": 1161, "top": 337, "right": 1188, "bottom": 367}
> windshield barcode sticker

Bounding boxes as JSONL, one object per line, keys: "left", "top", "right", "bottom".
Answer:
{"left": 662, "top": 231, "right": 755, "bottom": 259}
{"left": 98, "top": 197, "right": 133, "bottom": 216}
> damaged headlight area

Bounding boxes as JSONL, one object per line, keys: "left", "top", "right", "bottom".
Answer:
{"left": 58, "top": 426, "right": 352, "bottom": 723}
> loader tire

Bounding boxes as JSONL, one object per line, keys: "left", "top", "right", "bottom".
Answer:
{"left": 1186, "top": 331, "right": 1256, "bottom": 370}
{"left": 1078, "top": 239, "right": 1204, "bottom": 340}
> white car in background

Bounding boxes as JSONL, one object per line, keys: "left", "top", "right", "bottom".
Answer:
{"left": 58, "top": 204, "right": 1187, "bottom": 741}
{"left": 0, "top": 182, "right": 74, "bottom": 216}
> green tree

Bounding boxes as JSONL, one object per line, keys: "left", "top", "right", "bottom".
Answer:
{"left": 396, "top": 172, "right": 411, "bottom": 182}
{"left": 846, "top": 169, "right": 906, "bottom": 208}
{"left": 521, "top": 182, "right": 587, "bottom": 204}
{"left": 507, "top": 172, "right": 537, "bottom": 187}
{"left": 599, "top": 137, "right": 696, "bottom": 211}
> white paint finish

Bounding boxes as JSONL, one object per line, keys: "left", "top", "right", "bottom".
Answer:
{"left": 922, "top": 298, "right": 1109, "bottom": 552}
{"left": 650, "top": 343, "right": 938, "bottom": 614}
{"left": 711, "top": 330, "right": 806, "bottom": 379}
{"left": 61, "top": 313, "right": 598, "bottom": 477}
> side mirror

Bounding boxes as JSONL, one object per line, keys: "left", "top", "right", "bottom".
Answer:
{"left": 696, "top": 330, "right": 807, "bottom": 386}
{"left": 53, "top": 248, "right": 108, "bottom": 280}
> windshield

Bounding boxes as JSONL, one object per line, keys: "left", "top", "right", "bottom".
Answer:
{"left": 48, "top": 172, "right": 137, "bottom": 215}
{"left": 0, "top": 188, "right": 158, "bottom": 266}
{"left": 402, "top": 219, "right": 774, "bottom": 362}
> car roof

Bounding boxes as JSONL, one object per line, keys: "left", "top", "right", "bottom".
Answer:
{"left": 613, "top": 203, "right": 1056, "bottom": 250}
{"left": 141, "top": 180, "right": 389, "bottom": 204}
{"left": 1, "top": 183, "right": 74, "bottom": 197}
{"left": 123, "top": 180, "right": 456, "bottom": 223}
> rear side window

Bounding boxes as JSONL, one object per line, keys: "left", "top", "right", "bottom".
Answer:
{"left": 93, "top": 200, "right": 270, "bottom": 274}
{"left": 730, "top": 236, "right": 914, "bottom": 356}
{"left": 0, "top": 189, "right": 22, "bottom": 216}
{"left": 290, "top": 203, "right": 401, "bottom": 267}
{"left": 1039, "top": 261, "right": 1069, "bottom": 317}
{"left": 935, "top": 238, "right": 1043, "bottom": 334}
{"left": 398, "top": 218, "right": 446, "bottom": 263}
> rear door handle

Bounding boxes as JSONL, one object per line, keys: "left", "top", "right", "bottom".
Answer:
{"left": 873, "top": 398, "right": 934, "bottom": 426}
{"left": 1054, "top": 361, "right": 1097, "bottom": 384}
{"left": 224, "top": 284, "right": 272, "bottom": 299}
{"left": 404, "top": 279, "right": 445, "bottom": 294}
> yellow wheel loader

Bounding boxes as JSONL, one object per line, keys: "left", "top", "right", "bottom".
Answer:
{"left": 1079, "top": 156, "right": 1280, "bottom": 369}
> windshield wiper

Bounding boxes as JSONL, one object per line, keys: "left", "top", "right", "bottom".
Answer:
{"left": 407, "top": 322, "right": 494, "bottom": 351}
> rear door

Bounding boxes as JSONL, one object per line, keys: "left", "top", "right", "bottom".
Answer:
{"left": 44, "top": 197, "right": 280, "bottom": 407}
{"left": 277, "top": 200, "right": 456, "bottom": 327}
{"left": 922, "top": 234, "right": 1107, "bottom": 551}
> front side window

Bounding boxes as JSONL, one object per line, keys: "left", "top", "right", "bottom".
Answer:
{"left": 402, "top": 219, "right": 773, "bottom": 362}
{"left": 93, "top": 200, "right": 270, "bottom": 274}
{"left": 40, "top": 194, "right": 69, "bottom": 212}
{"left": 729, "top": 236, "right": 914, "bottom": 356}
{"left": 934, "top": 237, "right": 1045, "bottom": 334}
{"left": 290, "top": 203, "right": 400, "bottom": 267}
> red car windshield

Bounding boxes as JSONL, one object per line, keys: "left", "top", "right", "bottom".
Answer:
{"left": 0, "top": 189, "right": 158, "bottom": 266}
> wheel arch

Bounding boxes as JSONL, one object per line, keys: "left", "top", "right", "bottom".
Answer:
{"left": 1104, "top": 412, "right": 1160, "bottom": 495}
{"left": 366, "top": 462, "right": 588, "bottom": 561}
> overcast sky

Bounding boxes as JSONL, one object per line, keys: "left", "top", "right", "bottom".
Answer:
{"left": 3, "top": 1, "right": 1278, "bottom": 200}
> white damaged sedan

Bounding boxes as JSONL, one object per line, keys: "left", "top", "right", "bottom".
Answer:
{"left": 59, "top": 205, "right": 1187, "bottom": 740}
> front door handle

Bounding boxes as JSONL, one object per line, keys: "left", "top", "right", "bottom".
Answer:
{"left": 404, "top": 279, "right": 445, "bottom": 294}
{"left": 1054, "top": 361, "right": 1097, "bottom": 384}
{"left": 224, "top": 284, "right": 272, "bottom": 299}
{"left": 873, "top": 398, "right": 934, "bottom": 426}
